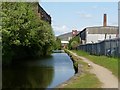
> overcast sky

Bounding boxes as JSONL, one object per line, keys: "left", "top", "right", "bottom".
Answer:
{"left": 39, "top": 2, "right": 118, "bottom": 36}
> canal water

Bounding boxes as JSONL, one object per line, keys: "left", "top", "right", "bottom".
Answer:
{"left": 3, "top": 52, "right": 75, "bottom": 88}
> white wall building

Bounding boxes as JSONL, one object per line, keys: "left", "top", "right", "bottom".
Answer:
{"left": 79, "top": 14, "right": 119, "bottom": 44}
{"left": 79, "top": 26, "right": 118, "bottom": 44}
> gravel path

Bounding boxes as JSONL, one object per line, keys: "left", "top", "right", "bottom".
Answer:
{"left": 70, "top": 51, "right": 118, "bottom": 88}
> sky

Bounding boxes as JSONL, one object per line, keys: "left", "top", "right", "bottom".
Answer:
{"left": 39, "top": 2, "right": 118, "bottom": 36}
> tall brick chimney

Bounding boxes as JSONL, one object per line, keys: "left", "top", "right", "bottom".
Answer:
{"left": 103, "top": 14, "right": 107, "bottom": 27}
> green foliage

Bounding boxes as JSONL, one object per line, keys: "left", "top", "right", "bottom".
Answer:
{"left": 68, "top": 36, "right": 80, "bottom": 50}
{"left": 72, "top": 50, "right": 118, "bottom": 77}
{"left": 71, "top": 41, "right": 78, "bottom": 49}
{"left": 1, "top": 2, "right": 55, "bottom": 64}
{"left": 3, "top": 66, "right": 54, "bottom": 88}
{"left": 54, "top": 37, "right": 61, "bottom": 50}
{"left": 64, "top": 50, "right": 101, "bottom": 88}
{"left": 64, "top": 73, "right": 101, "bottom": 88}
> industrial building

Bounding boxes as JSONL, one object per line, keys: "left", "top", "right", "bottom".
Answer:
{"left": 33, "top": 3, "right": 51, "bottom": 24}
{"left": 57, "top": 30, "right": 79, "bottom": 41}
{"left": 79, "top": 26, "right": 118, "bottom": 44}
{"left": 57, "top": 30, "right": 80, "bottom": 48}
{"left": 78, "top": 14, "right": 119, "bottom": 44}
{"left": 77, "top": 13, "right": 120, "bottom": 57}
{"left": 38, "top": 4, "right": 51, "bottom": 24}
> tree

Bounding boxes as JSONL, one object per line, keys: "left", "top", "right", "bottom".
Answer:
{"left": 71, "top": 41, "right": 79, "bottom": 50}
{"left": 1, "top": 2, "right": 55, "bottom": 64}
{"left": 68, "top": 36, "right": 80, "bottom": 50}
{"left": 54, "top": 37, "right": 61, "bottom": 50}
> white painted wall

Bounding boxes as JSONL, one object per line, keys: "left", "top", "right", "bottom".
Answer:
{"left": 86, "top": 34, "right": 117, "bottom": 43}
{"left": 61, "top": 41, "right": 69, "bottom": 44}
{"left": 68, "top": 37, "right": 72, "bottom": 41}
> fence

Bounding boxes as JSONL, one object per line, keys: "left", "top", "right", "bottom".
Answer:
{"left": 77, "top": 38, "right": 120, "bottom": 58}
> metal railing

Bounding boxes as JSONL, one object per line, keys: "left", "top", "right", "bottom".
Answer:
{"left": 77, "top": 38, "right": 120, "bottom": 58}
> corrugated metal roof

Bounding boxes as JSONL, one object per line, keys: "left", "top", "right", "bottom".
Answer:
{"left": 86, "top": 26, "right": 118, "bottom": 34}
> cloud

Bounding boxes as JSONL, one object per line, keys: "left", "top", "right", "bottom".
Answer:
{"left": 77, "top": 12, "right": 93, "bottom": 19}
{"left": 52, "top": 25, "right": 70, "bottom": 36}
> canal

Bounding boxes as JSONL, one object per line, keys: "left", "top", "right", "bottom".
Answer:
{"left": 3, "top": 52, "right": 75, "bottom": 88}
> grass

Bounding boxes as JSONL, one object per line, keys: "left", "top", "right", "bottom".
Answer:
{"left": 72, "top": 50, "right": 118, "bottom": 77}
{"left": 64, "top": 73, "right": 101, "bottom": 88}
{"left": 64, "top": 50, "right": 102, "bottom": 88}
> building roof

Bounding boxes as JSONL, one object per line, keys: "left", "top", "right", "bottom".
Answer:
{"left": 38, "top": 4, "right": 51, "bottom": 24}
{"left": 57, "top": 31, "right": 80, "bottom": 41}
{"left": 57, "top": 32, "right": 72, "bottom": 41}
{"left": 80, "top": 26, "right": 118, "bottom": 34}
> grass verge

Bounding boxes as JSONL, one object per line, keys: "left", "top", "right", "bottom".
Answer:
{"left": 63, "top": 50, "right": 102, "bottom": 88}
{"left": 64, "top": 73, "right": 101, "bottom": 88}
{"left": 72, "top": 50, "right": 118, "bottom": 77}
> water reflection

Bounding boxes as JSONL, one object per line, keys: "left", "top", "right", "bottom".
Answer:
{"left": 2, "top": 53, "right": 75, "bottom": 89}
{"left": 3, "top": 66, "right": 54, "bottom": 88}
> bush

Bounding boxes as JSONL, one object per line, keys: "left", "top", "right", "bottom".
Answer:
{"left": 1, "top": 2, "right": 55, "bottom": 64}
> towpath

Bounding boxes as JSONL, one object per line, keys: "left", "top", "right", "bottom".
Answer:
{"left": 69, "top": 51, "right": 118, "bottom": 88}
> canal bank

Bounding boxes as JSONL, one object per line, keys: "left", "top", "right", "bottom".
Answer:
{"left": 56, "top": 49, "right": 102, "bottom": 88}
{"left": 57, "top": 50, "right": 118, "bottom": 88}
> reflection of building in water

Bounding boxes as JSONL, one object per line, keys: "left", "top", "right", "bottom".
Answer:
{"left": 2, "top": 66, "right": 54, "bottom": 88}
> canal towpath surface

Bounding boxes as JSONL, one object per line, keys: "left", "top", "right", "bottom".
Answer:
{"left": 69, "top": 51, "right": 118, "bottom": 88}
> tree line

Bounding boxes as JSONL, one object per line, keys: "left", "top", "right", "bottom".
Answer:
{"left": 1, "top": 2, "right": 56, "bottom": 65}
{"left": 68, "top": 35, "right": 80, "bottom": 50}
